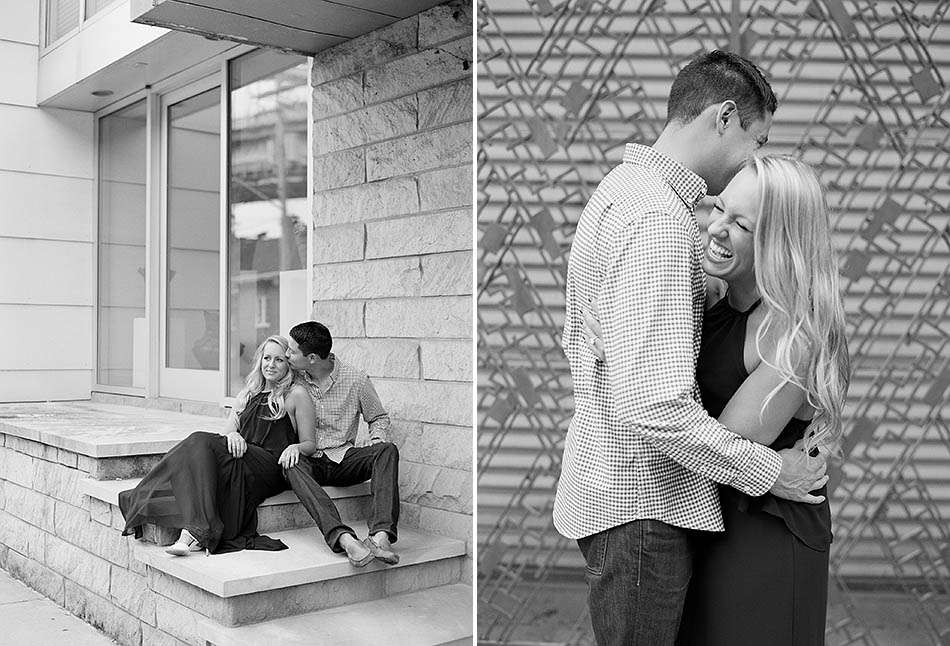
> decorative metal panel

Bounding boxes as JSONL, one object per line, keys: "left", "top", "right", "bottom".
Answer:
{"left": 476, "top": 0, "right": 950, "bottom": 643}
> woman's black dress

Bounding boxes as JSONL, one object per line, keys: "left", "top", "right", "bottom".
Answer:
{"left": 677, "top": 297, "right": 833, "bottom": 646}
{"left": 119, "top": 391, "right": 297, "bottom": 554}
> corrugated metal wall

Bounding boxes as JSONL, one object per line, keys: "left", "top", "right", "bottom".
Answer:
{"left": 476, "top": 0, "right": 950, "bottom": 643}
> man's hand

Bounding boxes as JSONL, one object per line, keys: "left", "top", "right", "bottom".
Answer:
{"left": 769, "top": 439, "right": 829, "bottom": 504}
{"left": 226, "top": 431, "right": 247, "bottom": 458}
{"left": 278, "top": 444, "right": 301, "bottom": 469}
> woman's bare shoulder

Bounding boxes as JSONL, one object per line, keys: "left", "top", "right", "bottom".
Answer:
{"left": 750, "top": 305, "right": 813, "bottom": 374}
{"left": 288, "top": 383, "right": 309, "bottom": 401}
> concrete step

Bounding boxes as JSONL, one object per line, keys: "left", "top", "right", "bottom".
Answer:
{"left": 0, "top": 401, "right": 472, "bottom": 645}
{"left": 198, "top": 583, "right": 472, "bottom": 646}
{"left": 81, "top": 478, "right": 372, "bottom": 542}
{"left": 135, "top": 526, "right": 467, "bottom": 626}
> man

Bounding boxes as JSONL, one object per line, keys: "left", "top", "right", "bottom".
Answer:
{"left": 283, "top": 321, "right": 400, "bottom": 567}
{"left": 552, "top": 51, "right": 829, "bottom": 644}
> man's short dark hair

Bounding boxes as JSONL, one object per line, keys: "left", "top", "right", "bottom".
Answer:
{"left": 667, "top": 50, "right": 777, "bottom": 129}
{"left": 290, "top": 321, "right": 332, "bottom": 359}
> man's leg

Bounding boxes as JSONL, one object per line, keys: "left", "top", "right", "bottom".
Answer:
{"left": 324, "top": 443, "right": 399, "bottom": 543}
{"left": 283, "top": 456, "right": 366, "bottom": 561}
{"left": 577, "top": 519, "right": 692, "bottom": 646}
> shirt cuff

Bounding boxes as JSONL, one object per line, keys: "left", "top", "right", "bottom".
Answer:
{"left": 729, "top": 444, "right": 783, "bottom": 497}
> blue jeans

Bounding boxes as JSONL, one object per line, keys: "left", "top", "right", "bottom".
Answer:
{"left": 577, "top": 519, "right": 694, "bottom": 645}
{"left": 284, "top": 443, "right": 400, "bottom": 551}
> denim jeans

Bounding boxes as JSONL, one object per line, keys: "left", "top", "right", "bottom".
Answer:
{"left": 284, "top": 442, "right": 400, "bottom": 551}
{"left": 577, "top": 519, "right": 693, "bottom": 645}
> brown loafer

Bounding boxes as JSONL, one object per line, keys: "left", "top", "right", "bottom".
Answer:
{"left": 342, "top": 539, "right": 374, "bottom": 567}
{"left": 347, "top": 550, "right": 374, "bottom": 567}
{"left": 364, "top": 536, "right": 399, "bottom": 565}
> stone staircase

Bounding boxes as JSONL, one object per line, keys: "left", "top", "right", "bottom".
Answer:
{"left": 0, "top": 401, "right": 472, "bottom": 646}
{"left": 81, "top": 478, "right": 375, "bottom": 545}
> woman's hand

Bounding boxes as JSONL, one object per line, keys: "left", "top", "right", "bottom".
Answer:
{"left": 226, "top": 431, "right": 247, "bottom": 458}
{"left": 278, "top": 444, "right": 302, "bottom": 469}
{"left": 582, "top": 297, "right": 606, "bottom": 362}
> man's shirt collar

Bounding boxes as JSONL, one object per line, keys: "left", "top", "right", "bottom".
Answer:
{"left": 622, "top": 143, "right": 707, "bottom": 210}
{"left": 304, "top": 353, "right": 339, "bottom": 391}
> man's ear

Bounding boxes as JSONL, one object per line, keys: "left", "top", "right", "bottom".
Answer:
{"left": 715, "top": 100, "right": 738, "bottom": 135}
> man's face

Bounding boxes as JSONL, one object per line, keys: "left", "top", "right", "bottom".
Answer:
{"left": 707, "top": 110, "right": 771, "bottom": 196}
{"left": 285, "top": 336, "right": 310, "bottom": 370}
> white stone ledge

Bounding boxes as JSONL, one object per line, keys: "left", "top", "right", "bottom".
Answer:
{"left": 198, "top": 583, "right": 473, "bottom": 646}
{"left": 80, "top": 478, "right": 372, "bottom": 508}
{"left": 0, "top": 401, "right": 220, "bottom": 458}
{"left": 134, "top": 526, "right": 466, "bottom": 597}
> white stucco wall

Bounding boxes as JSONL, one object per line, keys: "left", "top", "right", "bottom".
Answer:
{"left": 0, "top": 0, "right": 96, "bottom": 401}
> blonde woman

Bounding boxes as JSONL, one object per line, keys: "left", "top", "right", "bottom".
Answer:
{"left": 586, "top": 155, "right": 850, "bottom": 644}
{"left": 119, "top": 335, "right": 316, "bottom": 555}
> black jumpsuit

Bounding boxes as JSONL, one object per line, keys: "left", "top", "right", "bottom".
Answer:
{"left": 677, "top": 297, "right": 832, "bottom": 646}
{"left": 119, "top": 391, "right": 297, "bottom": 553}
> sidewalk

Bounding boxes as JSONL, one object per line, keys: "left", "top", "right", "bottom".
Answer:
{"left": 481, "top": 581, "right": 942, "bottom": 646}
{"left": 0, "top": 568, "right": 116, "bottom": 646}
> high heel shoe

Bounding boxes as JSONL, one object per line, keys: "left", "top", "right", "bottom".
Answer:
{"left": 165, "top": 529, "right": 204, "bottom": 556}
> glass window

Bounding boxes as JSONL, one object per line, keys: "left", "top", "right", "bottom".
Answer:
{"left": 97, "top": 100, "right": 147, "bottom": 387}
{"left": 227, "top": 50, "right": 308, "bottom": 394}
{"left": 166, "top": 88, "right": 221, "bottom": 371}
{"left": 46, "top": 0, "right": 80, "bottom": 45}
{"left": 85, "top": 0, "right": 115, "bottom": 20}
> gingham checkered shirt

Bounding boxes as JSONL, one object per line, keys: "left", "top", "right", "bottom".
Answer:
{"left": 301, "top": 354, "right": 390, "bottom": 463}
{"left": 552, "top": 144, "right": 783, "bottom": 538}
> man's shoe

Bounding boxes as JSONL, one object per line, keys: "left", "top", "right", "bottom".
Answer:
{"left": 165, "top": 529, "right": 203, "bottom": 556}
{"left": 365, "top": 535, "right": 399, "bottom": 565}
{"left": 341, "top": 536, "right": 374, "bottom": 567}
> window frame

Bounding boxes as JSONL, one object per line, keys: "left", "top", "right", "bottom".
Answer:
{"left": 41, "top": 0, "right": 84, "bottom": 52}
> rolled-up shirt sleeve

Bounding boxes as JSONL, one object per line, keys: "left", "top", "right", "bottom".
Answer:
{"left": 599, "top": 210, "right": 782, "bottom": 496}
{"left": 359, "top": 376, "right": 391, "bottom": 443}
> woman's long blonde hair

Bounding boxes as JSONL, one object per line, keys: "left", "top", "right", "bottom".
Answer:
{"left": 234, "top": 335, "right": 297, "bottom": 420}
{"left": 750, "top": 155, "right": 851, "bottom": 455}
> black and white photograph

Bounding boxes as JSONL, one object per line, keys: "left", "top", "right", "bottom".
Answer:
{"left": 3, "top": 0, "right": 950, "bottom": 645}
{"left": 0, "top": 1, "right": 473, "bottom": 644}
{"left": 476, "top": 1, "right": 950, "bottom": 645}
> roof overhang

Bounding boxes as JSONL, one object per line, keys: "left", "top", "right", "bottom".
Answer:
{"left": 130, "top": 0, "right": 446, "bottom": 56}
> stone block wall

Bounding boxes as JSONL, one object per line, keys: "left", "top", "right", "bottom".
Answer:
{"left": 0, "top": 433, "right": 190, "bottom": 646}
{"left": 308, "top": 0, "right": 473, "bottom": 564}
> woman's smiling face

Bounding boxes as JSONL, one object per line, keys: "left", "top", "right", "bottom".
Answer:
{"left": 260, "top": 341, "right": 290, "bottom": 384}
{"left": 702, "top": 165, "right": 760, "bottom": 285}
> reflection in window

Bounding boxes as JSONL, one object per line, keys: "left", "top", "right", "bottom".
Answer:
{"left": 98, "top": 100, "right": 147, "bottom": 387}
{"left": 166, "top": 88, "right": 220, "bottom": 371}
{"left": 228, "top": 50, "right": 308, "bottom": 395}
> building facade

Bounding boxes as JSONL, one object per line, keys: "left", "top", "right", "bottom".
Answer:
{"left": 0, "top": 1, "right": 473, "bottom": 641}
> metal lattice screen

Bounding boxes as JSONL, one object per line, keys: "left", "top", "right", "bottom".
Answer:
{"left": 476, "top": 0, "right": 950, "bottom": 643}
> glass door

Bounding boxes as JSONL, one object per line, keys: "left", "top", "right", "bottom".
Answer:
{"left": 159, "top": 78, "right": 224, "bottom": 401}
{"left": 96, "top": 99, "right": 147, "bottom": 391}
